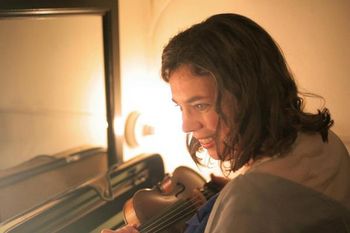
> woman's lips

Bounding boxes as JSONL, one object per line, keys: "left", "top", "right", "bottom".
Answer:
{"left": 198, "top": 137, "right": 216, "bottom": 149}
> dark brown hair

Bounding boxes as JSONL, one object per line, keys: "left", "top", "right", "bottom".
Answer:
{"left": 161, "top": 13, "right": 333, "bottom": 172}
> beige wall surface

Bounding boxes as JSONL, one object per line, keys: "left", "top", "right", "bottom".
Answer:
{"left": 120, "top": 0, "right": 349, "bottom": 174}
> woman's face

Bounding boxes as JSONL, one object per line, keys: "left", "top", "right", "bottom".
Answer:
{"left": 169, "top": 65, "right": 229, "bottom": 160}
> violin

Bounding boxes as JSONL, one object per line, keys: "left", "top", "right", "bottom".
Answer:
{"left": 122, "top": 166, "right": 222, "bottom": 233}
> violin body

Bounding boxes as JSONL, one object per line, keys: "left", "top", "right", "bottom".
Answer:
{"left": 123, "top": 166, "right": 216, "bottom": 233}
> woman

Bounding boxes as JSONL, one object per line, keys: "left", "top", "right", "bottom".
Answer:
{"left": 102, "top": 13, "right": 350, "bottom": 233}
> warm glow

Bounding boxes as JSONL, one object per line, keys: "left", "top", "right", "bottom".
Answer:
{"left": 114, "top": 116, "right": 125, "bottom": 137}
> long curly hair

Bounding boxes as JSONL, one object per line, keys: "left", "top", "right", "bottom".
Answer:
{"left": 161, "top": 13, "right": 333, "bottom": 172}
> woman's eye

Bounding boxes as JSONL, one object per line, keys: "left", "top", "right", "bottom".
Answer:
{"left": 194, "top": 104, "right": 209, "bottom": 111}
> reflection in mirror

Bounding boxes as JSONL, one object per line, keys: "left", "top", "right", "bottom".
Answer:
{"left": 0, "top": 15, "right": 107, "bottom": 170}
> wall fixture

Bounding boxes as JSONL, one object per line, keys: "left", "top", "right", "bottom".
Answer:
{"left": 124, "top": 111, "right": 155, "bottom": 148}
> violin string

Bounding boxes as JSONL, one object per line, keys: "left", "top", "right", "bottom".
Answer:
{"left": 145, "top": 188, "right": 214, "bottom": 233}
{"left": 140, "top": 188, "right": 211, "bottom": 230}
{"left": 139, "top": 200, "right": 192, "bottom": 232}
{"left": 139, "top": 189, "right": 213, "bottom": 233}
{"left": 147, "top": 206, "right": 197, "bottom": 233}
{"left": 140, "top": 197, "right": 200, "bottom": 233}
{"left": 139, "top": 187, "right": 215, "bottom": 233}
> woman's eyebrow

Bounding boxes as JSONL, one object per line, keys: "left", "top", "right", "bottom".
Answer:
{"left": 172, "top": 95, "right": 207, "bottom": 105}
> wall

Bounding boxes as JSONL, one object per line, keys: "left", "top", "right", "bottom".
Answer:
{"left": 119, "top": 0, "right": 350, "bottom": 176}
{"left": 119, "top": 0, "right": 200, "bottom": 175}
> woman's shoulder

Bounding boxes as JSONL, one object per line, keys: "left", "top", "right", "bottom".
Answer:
{"left": 205, "top": 172, "right": 350, "bottom": 233}
{"left": 220, "top": 171, "right": 350, "bottom": 216}
{"left": 327, "top": 130, "right": 349, "bottom": 156}
{"left": 246, "top": 130, "right": 350, "bottom": 205}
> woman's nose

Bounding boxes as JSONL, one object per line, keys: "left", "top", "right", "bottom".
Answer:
{"left": 182, "top": 111, "right": 201, "bottom": 133}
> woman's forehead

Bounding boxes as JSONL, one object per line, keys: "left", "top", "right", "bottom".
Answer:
{"left": 169, "top": 65, "right": 216, "bottom": 102}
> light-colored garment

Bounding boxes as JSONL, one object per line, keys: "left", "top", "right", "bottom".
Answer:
{"left": 204, "top": 131, "right": 350, "bottom": 233}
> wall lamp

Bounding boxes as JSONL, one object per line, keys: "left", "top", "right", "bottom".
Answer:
{"left": 124, "top": 111, "right": 155, "bottom": 148}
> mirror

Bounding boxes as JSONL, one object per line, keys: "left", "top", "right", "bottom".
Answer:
{"left": 0, "top": 0, "right": 121, "bottom": 170}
